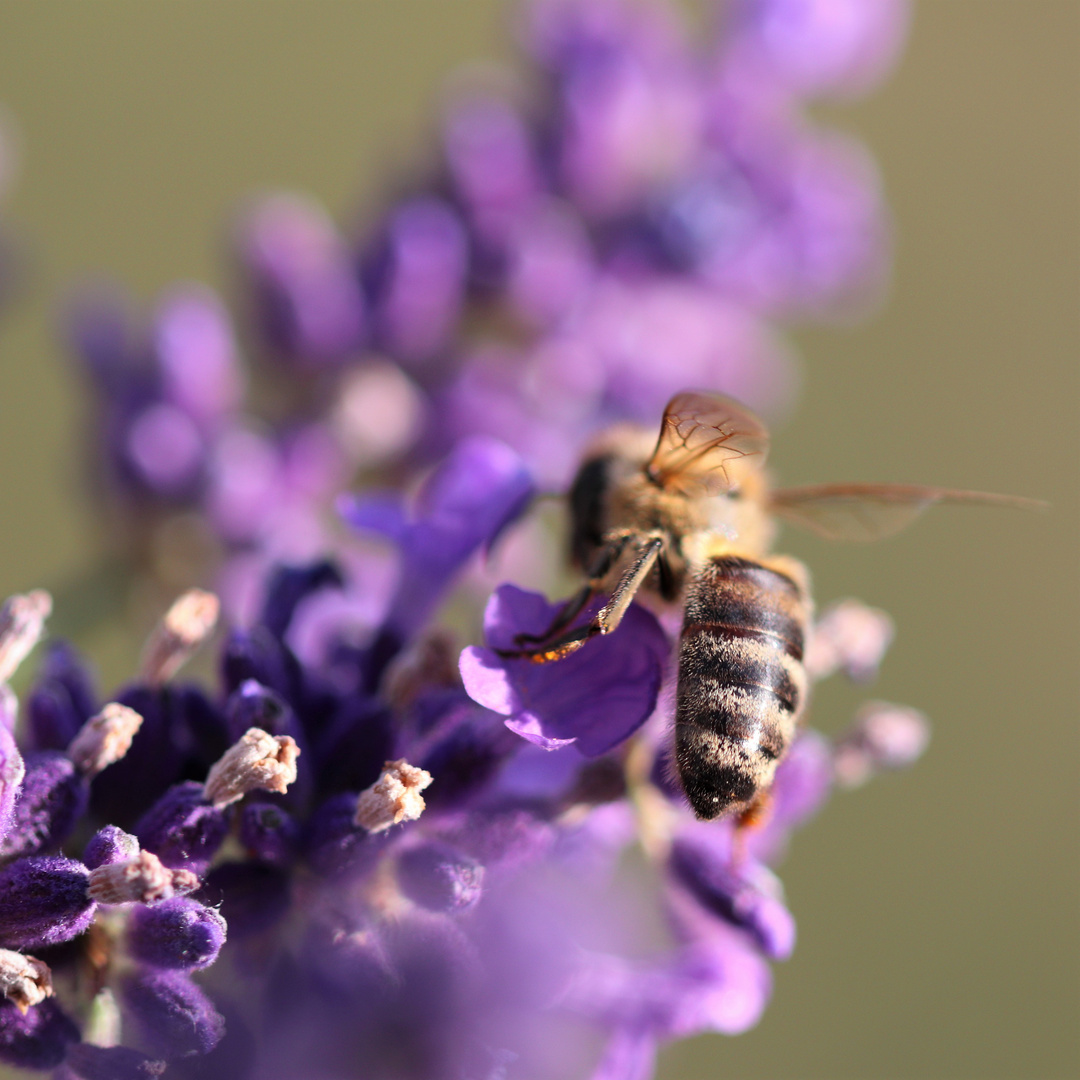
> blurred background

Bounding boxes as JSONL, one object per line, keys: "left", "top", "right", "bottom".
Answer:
{"left": 0, "top": 2, "right": 1075, "bottom": 1078}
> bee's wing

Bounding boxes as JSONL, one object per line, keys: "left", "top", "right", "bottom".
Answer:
{"left": 769, "top": 484, "right": 1046, "bottom": 542}
{"left": 646, "top": 391, "right": 770, "bottom": 496}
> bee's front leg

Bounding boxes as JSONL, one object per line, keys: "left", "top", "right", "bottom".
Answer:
{"left": 498, "top": 532, "right": 665, "bottom": 663}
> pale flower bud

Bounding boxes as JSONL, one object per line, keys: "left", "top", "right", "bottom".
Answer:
{"left": 203, "top": 727, "right": 300, "bottom": 809}
{"left": 354, "top": 759, "right": 433, "bottom": 833}
{"left": 140, "top": 588, "right": 220, "bottom": 686}
{"left": 833, "top": 701, "right": 931, "bottom": 788}
{"left": 806, "top": 598, "right": 894, "bottom": 683}
{"left": 87, "top": 850, "right": 196, "bottom": 905}
{"left": 0, "top": 590, "right": 51, "bottom": 685}
{"left": 66, "top": 703, "right": 144, "bottom": 778}
{"left": 0, "top": 949, "right": 53, "bottom": 1013}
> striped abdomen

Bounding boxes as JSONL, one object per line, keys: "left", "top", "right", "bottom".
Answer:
{"left": 674, "top": 555, "right": 810, "bottom": 820}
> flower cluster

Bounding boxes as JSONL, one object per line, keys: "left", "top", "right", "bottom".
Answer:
{"left": 65, "top": 0, "right": 905, "bottom": 618}
{"left": 4, "top": 1, "right": 928, "bottom": 1077}
{"left": 0, "top": 541, "right": 928, "bottom": 1078}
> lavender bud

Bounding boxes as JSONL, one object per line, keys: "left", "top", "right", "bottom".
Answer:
{"left": 0, "top": 590, "right": 51, "bottom": 685}
{"left": 396, "top": 842, "right": 484, "bottom": 913}
{"left": 0, "top": 752, "right": 86, "bottom": 859}
{"left": 833, "top": 701, "right": 931, "bottom": 788}
{"left": 0, "top": 856, "right": 94, "bottom": 951}
{"left": 64, "top": 1043, "right": 167, "bottom": 1080}
{"left": 203, "top": 728, "right": 300, "bottom": 809}
{"left": 84, "top": 824, "right": 141, "bottom": 870}
{"left": 224, "top": 680, "right": 295, "bottom": 742}
{"left": 806, "top": 599, "right": 895, "bottom": 683}
{"left": 354, "top": 759, "right": 432, "bottom": 833}
{"left": 88, "top": 850, "right": 197, "bottom": 905}
{"left": 67, "top": 702, "right": 144, "bottom": 777}
{"left": 304, "top": 793, "right": 382, "bottom": 879}
{"left": 0, "top": 997, "right": 79, "bottom": 1069}
{"left": 0, "top": 723, "right": 24, "bottom": 849}
{"left": 0, "top": 950, "right": 52, "bottom": 1012}
{"left": 238, "top": 800, "right": 299, "bottom": 865}
{"left": 140, "top": 589, "right": 220, "bottom": 687}
{"left": 122, "top": 967, "right": 225, "bottom": 1058}
{"left": 25, "top": 640, "right": 96, "bottom": 751}
{"left": 136, "top": 781, "right": 228, "bottom": 873}
{"left": 128, "top": 897, "right": 227, "bottom": 971}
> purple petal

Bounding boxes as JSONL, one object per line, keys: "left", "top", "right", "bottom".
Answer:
{"left": 0, "top": 722, "right": 23, "bottom": 850}
{"left": 0, "top": 998, "right": 80, "bottom": 1070}
{"left": 463, "top": 585, "right": 669, "bottom": 758}
{"left": 589, "top": 1028, "right": 657, "bottom": 1080}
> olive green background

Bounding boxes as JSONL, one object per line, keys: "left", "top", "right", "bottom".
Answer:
{"left": 0, "top": 2, "right": 1075, "bottom": 1078}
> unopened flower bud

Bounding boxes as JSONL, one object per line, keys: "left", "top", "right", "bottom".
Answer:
{"left": 0, "top": 951, "right": 52, "bottom": 1013}
{"left": 203, "top": 727, "right": 300, "bottom": 808}
{"left": 135, "top": 781, "right": 228, "bottom": 873}
{"left": 0, "top": 996, "right": 79, "bottom": 1070}
{"left": 87, "top": 850, "right": 195, "bottom": 905}
{"left": 83, "top": 825, "right": 140, "bottom": 870}
{"left": 833, "top": 701, "right": 931, "bottom": 788}
{"left": 128, "top": 897, "right": 227, "bottom": 971}
{"left": 0, "top": 590, "right": 51, "bottom": 685}
{"left": 0, "top": 856, "right": 95, "bottom": 951}
{"left": 0, "top": 752, "right": 86, "bottom": 860}
{"left": 806, "top": 599, "right": 894, "bottom": 683}
{"left": 66, "top": 702, "right": 143, "bottom": 777}
{"left": 0, "top": 725, "right": 24, "bottom": 849}
{"left": 354, "top": 759, "right": 433, "bottom": 833}
{"left": 139, "top": 589, "right": 220, "bottom": 686}
{"left": 121, "top": 967, "right": 225, "bottom": 1059}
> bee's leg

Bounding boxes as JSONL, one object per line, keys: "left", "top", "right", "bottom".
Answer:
{"left": 498, "top": 533, "right": 663, "bottom": 663}
{"left": 731, "top": 789, "right": 773, "bottom": 865}
{"left": 512, "top": 531, "right": 635, "bottom": 647}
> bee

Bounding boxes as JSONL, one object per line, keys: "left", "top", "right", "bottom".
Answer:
{"left": 500, "top": 391, "right": 1040, "bottom": 822}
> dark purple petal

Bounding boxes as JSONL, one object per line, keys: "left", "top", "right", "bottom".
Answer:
{"left": 122, "top": 967, "right": 225, "bottom": 1058}
{"left": 396, "top": 842, "right": 484, "bottom": 913}
{"left": 0, "top": 997, "right": 79, "bottom": 1070}
{"left": 128, "top": 897, "right": 227, "bottom": 971}
{"left": 83, "top": 824, "right": 141, "bottom": 870}
{"left": 224, "top": 680, "right": 301, "bottom": 744}
{"left": 669, "top": 831, "right": 796, "bottom": 959}
{"left": 64, "top": 1042, "right": 167, "bottom": 1080}
{"left": 258, "top": 560, "right": 344, "bottom": 641}
{"left": 304, "top": 793, "right": 387, "bottom": 880}
{"left": 135, "top": 782, "right": 228, "bottom": 874}
{"left": 461, "top": 585, "right": 669, "bottom": 757}
{"left": 0, "top": 855, "right": 95, "bottom": 950}
{"left": 342, "top": 437, "right": 534, "bottom": 640}
{"left": 0, "top": 751, "right": 86, "bottom": 859}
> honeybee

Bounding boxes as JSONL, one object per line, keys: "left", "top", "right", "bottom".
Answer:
{"left": 500, "top": 391, "right": 1039, "bottom": 822}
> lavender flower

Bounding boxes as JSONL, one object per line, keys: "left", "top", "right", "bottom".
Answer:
{"left": 16, "top": 1, "right": 923, "bottom": 1076}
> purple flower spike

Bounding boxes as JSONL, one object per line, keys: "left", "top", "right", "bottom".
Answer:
{"left": 460, "top": 585, "right": 669, "bottom": 757}
{"left": 135, "top": 781, "right": 229, "bottom": 873}
{"left": 341, "top": 436, "right": 534, "bottom": 642}
{"left": 0, "top": 855, "right": 95, "bottom": 951}
{"left": 0, "top": 997, "right": 80, "bottom": 1070}
{"left": 0, "top": 722, "right": 23, "bottom": 849}
{"left": 84, "top": 824, "right": 141, "bottom": 869}
{"left": 128, "top": 897, "right": 227, "bottom": 971}
{"left": 397, "top": 842, "right": 485, "bottom": 913}
{"left": 122, "top": 967, "right": 225, "bottom": 1059}
{"left": 0, "top": 751, "right": 87, "bottom": 859}
{"left": 64, "top": 1042, "right": 167, "bottom": 1080}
